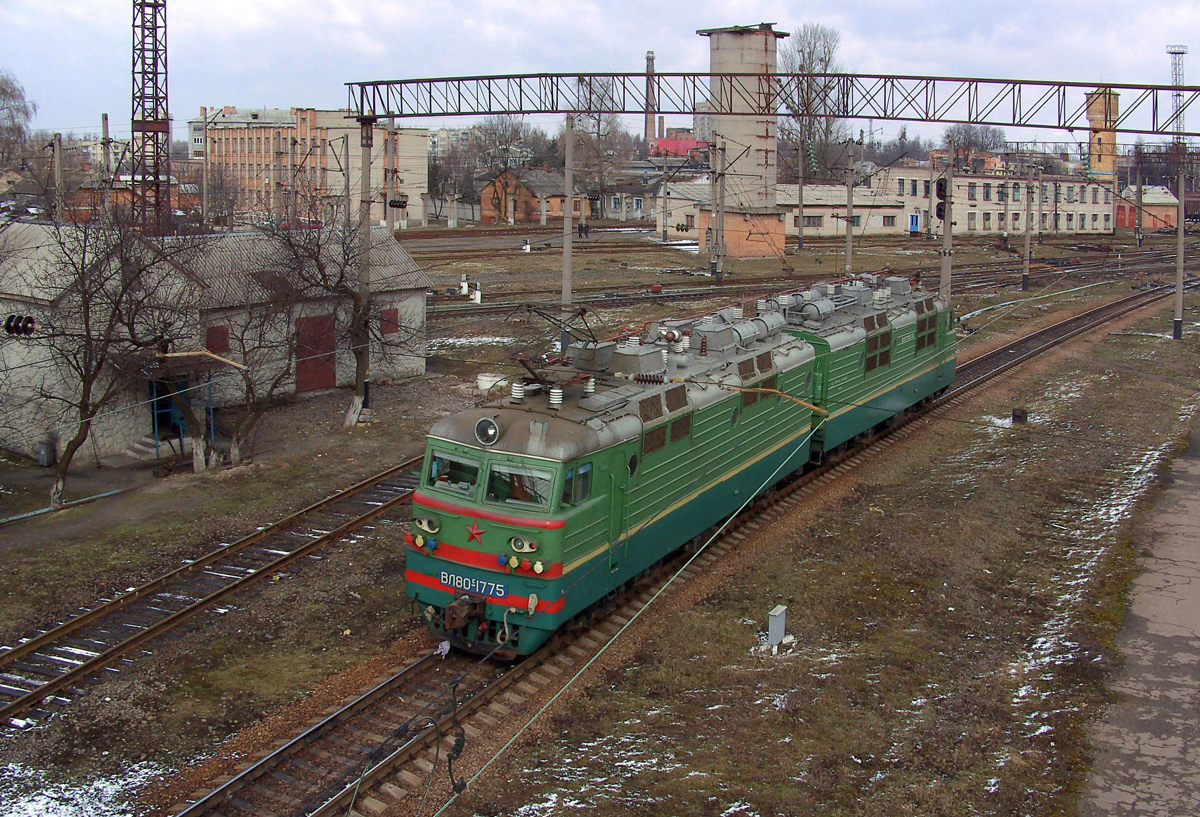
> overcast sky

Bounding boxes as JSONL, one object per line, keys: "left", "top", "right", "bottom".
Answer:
{"left": 2, "top": 0, "right": 1197, "bottom": 146}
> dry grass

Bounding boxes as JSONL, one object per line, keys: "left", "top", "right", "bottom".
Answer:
{"left": 461, "top": 302, "right": 1200, "bottom": 816}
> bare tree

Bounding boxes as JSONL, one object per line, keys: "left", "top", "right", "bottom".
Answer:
{"left": 942, "top": 124, "right": 1007, "bottom": 155}
{"left": 778, "top": 22, "right": 851, "bottom": 181}
{"left": 3, "top": 213, "right": 207, "bottom": 506}
{"left": 0, "top": 70, "right": 36, "bottom": 170}
{"left": 262, "top": 187, "right": 423, "bottom": 412}
{"left": 574, "top": 77, "right": 635, "bottom": 219}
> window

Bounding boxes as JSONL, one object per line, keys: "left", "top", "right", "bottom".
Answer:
{"left": 967, "top": 212, "right": 977, "bottom": 230}
{"left": 612, "top": 196, "right": 621, "bottom": 210}
{"left": 983, "top": 183, "right": 992, "bottom": 201}
{"left": 1092, "top": 213, "right": 1099, "bottom": 229}
{"left": 850, "top": 215, "right": 861, "bottom": 227}
{"left": 1066, "top": 186, "right": 1075, "bottom": 202}
{"left": 998, "top": 212, "right": 1006, "bottom": 228}
{"left": 685, "top": 214, "right": 695, "bottom": 229}
{"left": 1067, "top": 213, "right": 1074, "bottom": 228}
{"left": 803, "top": 215, "right": 823, "bottom": 228}
{"left": 427, "top": 451, "right": 480, "bottom": 496}
{"left": 897, "top": 179, "right": 905, "bottom": 195}
{"left": 486, "top": 463, "right": 553, "bottom": 508}
{"left": 983, "top": 212, "right": 992, "bottom": 230}
{"left": 998, "top": 184, "right": 1007, "bottom": 202}
{"left": 923, "top": 180, "right": 930, "bottom": 197}
{"left": 206, "top": 325, "right": 230, "bottom": 354}
{"left": 1013, "top": 183, "right": 1020, "bottom": 201}
{"left": 561, "top": 462, "right": 593, "bottom": 506}
{"left": 968, "top": 183, "right": 977, "bottom": 200}
{"left": 1012, "top": 213, "right": 1020, "bottom": 228}
{"left": 1105, "top": 213, "right": 1111, "bottom": 228}
{"left": 1104, "top": 189, "right": 1111, "bottom": 204}
{"left": 1041, "top": 212, "right": 1048, "bottom": 228}
{"left": 883, "top": 215, "right": 896, "bottom": 227}
{"left": 1092, "top": 187, "right": 1099, "bottom": 204}
{"left": 911, "top": 180, "right": 918, "bottom": 196}
{"left": 634, "top": 197, "right": 643, "bottom": 210}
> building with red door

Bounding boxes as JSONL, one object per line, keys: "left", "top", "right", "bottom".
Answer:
{"left": 0, "top": 220, "right": 430, "bottom": 466}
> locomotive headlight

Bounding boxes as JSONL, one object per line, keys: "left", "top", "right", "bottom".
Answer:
{"left": 414, "top": 517, "right": 441, "bottom": 535}
{"left": 474, "top": 417, "right": 503, "bottom": 446}
{"left": 509, "top": 535, "right": 538, "bottom": 554}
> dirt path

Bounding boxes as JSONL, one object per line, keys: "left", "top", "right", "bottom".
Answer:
{"left": 1080, "top": 421, "right": 1200, "bottom": 816}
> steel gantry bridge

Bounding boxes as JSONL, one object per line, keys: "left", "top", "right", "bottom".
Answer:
{"left": 347, "top": 71, "right": 1200, "bottom": 136}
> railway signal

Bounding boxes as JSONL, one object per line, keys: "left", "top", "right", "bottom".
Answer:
{"left": 4, "top": 315, "right": 36, "bottom": 336}
{"left": 935, "top": 177, "right": 948, "bottom": 221}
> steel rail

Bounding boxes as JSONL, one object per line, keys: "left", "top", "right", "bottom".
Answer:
{"left": 172, "top": 283, "right": 1189, "bottom": 816}
{"left": 0, "top": 456, "right": 424, "bottom": 724}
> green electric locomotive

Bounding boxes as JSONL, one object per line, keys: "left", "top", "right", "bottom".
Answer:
{"left": 404, "top": 274, "right": 956, "bottom": 657}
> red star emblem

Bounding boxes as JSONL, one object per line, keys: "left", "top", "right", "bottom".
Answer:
{"left": 465, "top": 521, "right": 485, "bottom": 543}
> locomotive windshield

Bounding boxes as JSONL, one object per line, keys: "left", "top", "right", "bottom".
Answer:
{"left": 427, "top": 451, "right": 480, "bottom": 496}
{"left": 485, "top": 463, "right": 554, "bottom": 508}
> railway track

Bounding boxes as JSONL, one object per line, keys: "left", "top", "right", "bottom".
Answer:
{"left": 170, "top": 283, "right": 1188, "bottom": 817}
{"left": 0, "top": 457, "right": 425, "bottom": 727}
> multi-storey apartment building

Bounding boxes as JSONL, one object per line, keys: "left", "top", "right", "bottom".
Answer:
{"left": 879, "top": 165, "right": 1115, "bottom": 237}
{"left": 189, "top": 107, "right": 429, "bottom": 224}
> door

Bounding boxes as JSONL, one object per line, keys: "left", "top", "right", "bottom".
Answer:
{"left": 295, "top": 314, "right": 336, "bottom": 392}
{"left": 908, "top": 213, "right": 920, "bottom": 234}
{"left": 608, "top": 472, "right": 627, "bottom": 571}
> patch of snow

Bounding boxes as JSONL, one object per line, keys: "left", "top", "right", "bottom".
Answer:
{"left": 426, "top": 335, "right": 516, "bottom": 351}
{"left": 0, "top": 761, "right": 165, "bottom": 817}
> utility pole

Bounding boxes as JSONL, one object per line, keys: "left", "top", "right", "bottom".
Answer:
{"left": 356, "top": 116, "right": 376, "bottom": 399}
{"left": 384, "top": 129, "right": 394, "bottom": 233}
{"left": 1175, "top": 161, "right": 1186, "bottom": 339}
{"left": 715, "top": 141, "right": 726, "bottom": 284}
{"left": 1135, "top": 147, "right": 1144, "bottom": 246}
{"left": 53, "top": 133, "right": 65, "bottom": 221}
{"left": 1037, "top": 175, "right": 1044, "bottom": 245}
{"left": 797, "top": 148, "right": 805, "bottom": 251}
{"left": 343, "top": 135, "right": 351, "bottom": 233}
{"left": 1053, "top": 181, "right": 1060, "bottom": 236}
{"left": 927, "top": 157, "right": 936, "bottom": 238}
{"left": 101, "top": 114, "right": 114, "bottom": 218}
{"left": 562, "top": 114, "right": 574, "bottom": 355}
{"left": 940, "top": 156, "right": 954, "bottom": 305}
{"left": 1002, "top": 165, "right": 1011, "bottom": 250}
{"left": 1022, "top": 165, "right": 1035, "bottom": 291}
{"left": 272, "top": 130, "right": 283, "bottom": 223}
{"left": 844, "top": 160, "right": 854, "bottom": 275}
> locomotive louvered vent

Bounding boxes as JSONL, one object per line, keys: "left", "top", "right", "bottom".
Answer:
{"left": 924, "top": 298, "right": 935, "bottom": 311}
{"left": 644, "top": 425, "right": 668, "bottom": 454}
{"left": 915, "top": 300, "right": 927, "bottom": 315}
{"left": 738, "top": 359, "right": 755, "bottom": 379}
{"left": 665, "top": 385, "right": 688, "bottom": 413}
{"left": 670, "top": 413, "right": 692, "bottom": 442}
{"left": 876, "top": 312, "right": 888, "bottom": 327}
{"left": 756, "top": 352, "right": 774, "bottom": 373}
{"left": 639, "top": 396, "right": 664, "bottom": 423}
{"left": 864, "top": 314, "right": 876, "bottom": 331}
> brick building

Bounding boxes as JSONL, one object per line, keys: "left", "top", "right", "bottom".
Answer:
{"left": 190, "top": 107, "right": 428, "bottom": 225}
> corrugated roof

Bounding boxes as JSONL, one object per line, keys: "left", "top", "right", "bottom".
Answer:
{"left": 0, "top": 222, "right": 431, "bottom": 308}
{"left": 189, "top": 226, "right": 432, "bottom": 307}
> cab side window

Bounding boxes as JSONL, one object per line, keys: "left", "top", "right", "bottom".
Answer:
{"left": 561, "top": 462, "right": 593, "bottom": 506}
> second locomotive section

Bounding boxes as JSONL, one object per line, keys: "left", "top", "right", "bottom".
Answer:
{"left": 406, "top": 274, "right": 956, "bottom": 657}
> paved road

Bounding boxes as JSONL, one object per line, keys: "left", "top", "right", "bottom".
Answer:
{"left": 1081, "top": 425, "right": 1200, "bottom": 815}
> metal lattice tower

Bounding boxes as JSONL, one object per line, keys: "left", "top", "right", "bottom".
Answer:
{"left": 131, "top": 0, "right": 170, "bottom": 233}
{"left": 1168, "top": 45, "right": 1188, "bottom": 140}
